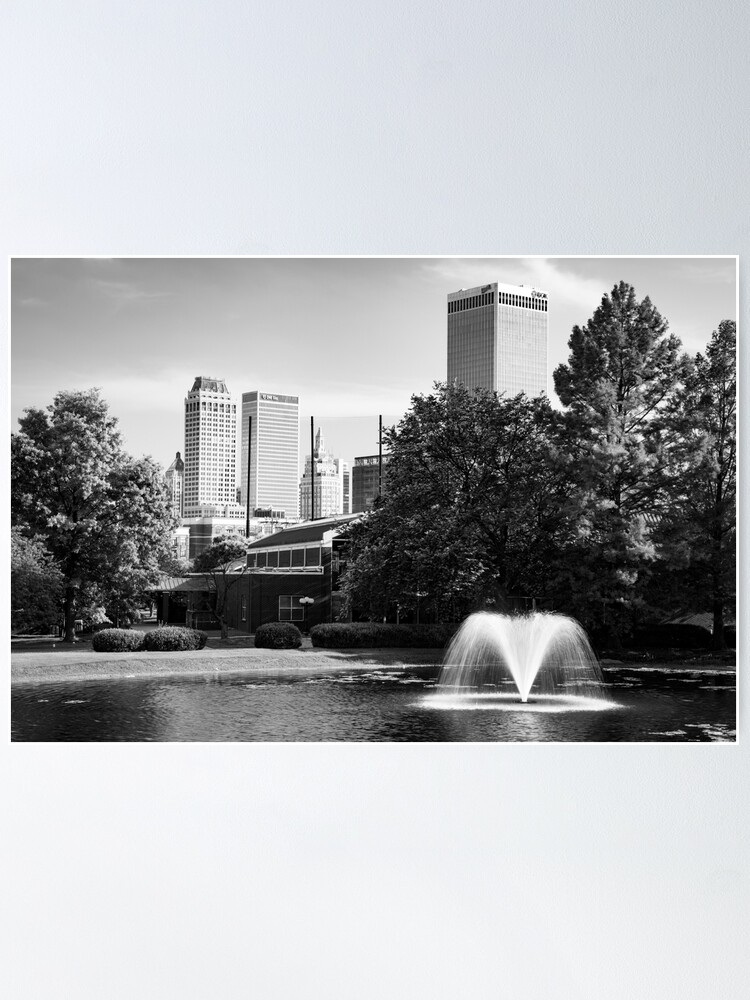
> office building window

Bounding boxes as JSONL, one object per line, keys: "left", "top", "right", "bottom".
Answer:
{"left": 279, "top": 596, "right": 304, "bottom": 621}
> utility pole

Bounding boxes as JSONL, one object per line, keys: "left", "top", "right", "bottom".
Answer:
{"left": 310, "top": 416, "right": 315, "bottom": 520}
{"left": 378, "top": 414, "right": 383, "bottom": 499}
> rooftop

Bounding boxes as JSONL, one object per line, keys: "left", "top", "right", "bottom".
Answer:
{"left": 246, "top": 513, "right": 361, "bottom": 549}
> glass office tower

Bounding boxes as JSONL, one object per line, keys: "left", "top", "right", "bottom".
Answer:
{"left": 447, "top": 281, "right": 548, "bottom": 396}
{"left": 240, "top": 391, "right": 300, "bottom": 519}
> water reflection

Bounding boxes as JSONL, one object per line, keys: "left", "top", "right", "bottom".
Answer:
{"left": 11, "top": 665, "right": 736, "bottom": 742}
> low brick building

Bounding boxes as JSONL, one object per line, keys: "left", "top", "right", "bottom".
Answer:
{"left": 224, "top": 513, "right": 361, "bottom": 633}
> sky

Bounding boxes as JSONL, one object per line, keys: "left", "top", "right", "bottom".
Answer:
{"left": 11, "top": 256, "right": 737, "bottom": 476}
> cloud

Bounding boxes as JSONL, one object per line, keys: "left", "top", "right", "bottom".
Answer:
{"left": 87, "top": 276, "right": 172, "bottom": 309}
{"left": 418, "top": 256, "right": 604, "bottom": 314}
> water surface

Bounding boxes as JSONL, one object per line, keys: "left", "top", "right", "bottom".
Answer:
{"left": 11, "top": 664, "right": 736, "bottom": 742}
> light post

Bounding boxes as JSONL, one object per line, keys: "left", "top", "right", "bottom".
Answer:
{"left": 299, "top": 596, "right": 314, "bottom": 632}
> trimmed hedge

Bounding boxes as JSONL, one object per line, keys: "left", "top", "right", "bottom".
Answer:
{"left": 91, "top": 628, "right": 146, "bottom": 652}
{"left": 310, "top": 622, "right": 458, "bottom": 649}
{"left": 143, "top": 627, "right": 208, "bottom": 651}
{"left": 254, "top": 622, "right": 303, "bottom": 649}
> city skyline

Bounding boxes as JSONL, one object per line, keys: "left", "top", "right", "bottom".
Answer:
{"left": 11, "top": 257, "right": 737, "bottom": 476}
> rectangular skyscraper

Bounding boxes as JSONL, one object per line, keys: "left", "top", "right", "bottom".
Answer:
{"left": 241, "top": 391, "right": 300, "bottom": 519}
{"left": 183, "top": 377, "right": 238, "bottom": 517}
{"left": 447, "top": 282, "right": 548, "bottom": 396}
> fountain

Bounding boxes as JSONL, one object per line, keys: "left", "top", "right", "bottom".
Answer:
{"left": 436, "top": 611, "right": 609, "bottom": 707}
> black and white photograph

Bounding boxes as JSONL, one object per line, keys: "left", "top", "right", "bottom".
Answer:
{"left": 3, "top": 3, "right": 748, "bottom": 999}
{"left": 10, "top": 256, "right": 737, "bottom": 742}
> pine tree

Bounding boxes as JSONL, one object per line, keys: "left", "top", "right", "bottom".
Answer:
{"left": 653, "top": 320, "right": 736, "bottom": 648}
{"left": 552, "top": 282, "right": 691, "bottom": 641}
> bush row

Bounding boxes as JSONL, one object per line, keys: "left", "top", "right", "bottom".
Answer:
{"left": 91, "top": 627, "right": 208, "bottom": 652}
{"left": 309, "top": 622, "right": 458, "bottom": 649}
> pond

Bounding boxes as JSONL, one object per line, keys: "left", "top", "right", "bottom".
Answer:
{"left": 11, "top": 663, "right": 736, "bottom": 742}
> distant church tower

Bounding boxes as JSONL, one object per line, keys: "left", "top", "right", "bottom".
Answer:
{"left": 299, "top": 427, "right": 345, "bottom": 520}
{"left": 165, "top": 451, "right": 185, "bottom": 520}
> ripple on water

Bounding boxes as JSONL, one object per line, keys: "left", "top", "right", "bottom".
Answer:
{"left": 419, "top": 692, "right": 618, "bottom": 713}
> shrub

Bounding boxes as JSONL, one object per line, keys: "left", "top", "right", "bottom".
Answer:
{"left": 254, "top": 622, "right": 303, "bottom": 649}
{"left": 91, "top": 628, "right": 146, "bottom": 652}
{"left": 143, "top": 626, "right": 208, "bottom": 651}
{"left": 310, "top": 622, "right": 457, "bottom": 649}
{"left": 630, "top": 624, "right": 713, "bottom": 650}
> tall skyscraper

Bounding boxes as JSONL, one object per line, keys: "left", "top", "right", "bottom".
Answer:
{"left": 336, "top": 459, "right": 351, "bottom": 515}
{"left": 447, "top": 281, "right": 548, "bottom": 396}
{"left": 240, "top": 391, "right": 300, "bottom": 519}
{"left": 164, "top": 451, "right": 184, "bottom": 520}
{"left": 183, "top": 377, "right": 238, "bottom": 518}
{"left": 300, "top": 427, "right": 344, "bottom": 520}
{"left": 352, "top": 454, "right": 389, "bottom": 512}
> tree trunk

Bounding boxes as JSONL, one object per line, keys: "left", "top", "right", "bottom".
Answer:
{"left": 63, "top": 583, "right": 77, "bottom": 643}
{"left": 712, "top": 598, "right": 726, "bottom": 652}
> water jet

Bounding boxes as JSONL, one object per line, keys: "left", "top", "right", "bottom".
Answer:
{"left": 436, "top": 611, "right": 608, "bottom": 707}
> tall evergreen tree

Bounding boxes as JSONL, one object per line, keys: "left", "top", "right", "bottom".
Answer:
{"left": 552, "top": 282, "right": 691, "bottom": 640}
{"left": 651, "top": 320, "right": 736, "bottom": 647}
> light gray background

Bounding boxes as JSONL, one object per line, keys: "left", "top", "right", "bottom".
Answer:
{"left": 2, "top": 3, "right": 747, "bottom": 999}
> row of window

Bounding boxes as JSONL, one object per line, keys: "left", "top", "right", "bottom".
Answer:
{"left": 247, "top": 546, "right": 322, "bottom": 569}
{"left": 500, "top": 292, "right": 547, "bottom": 311}
{"left": 186, "top": 402, "right": 237, "bottom": 413}
{"left": 448, "top": 292, "right": 549, "bottom": 313}
{"left": 448, "top": 291, "right": 494, "bottom": 312}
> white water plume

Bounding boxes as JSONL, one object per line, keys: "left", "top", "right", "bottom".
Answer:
{"left": 438, "top": 612, "right": 607, "bottom": 704}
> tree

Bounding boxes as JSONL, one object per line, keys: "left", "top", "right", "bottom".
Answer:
{"left": 11, "top": 389, "right": 177, "bottom": 641}
{"left": 554, "top": 280, "right": 690, "bottom": 516}
{"left": 11, "top": 527, "right": 64, "bottom": 634}
{"left": 551, "top": 282, "right": 691, "bottom": 640}
{"left": 192, "top": 536, "right": 250, "bottom": 640}
{"left": 340, "top": 383, "right": 576, "bottom": 622}
{"left": 651, "top": 321, "right": 736, "bottom": 648}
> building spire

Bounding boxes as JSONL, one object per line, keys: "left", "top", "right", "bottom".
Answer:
{"left": 315, "top": 426, "right": 325, "bottom": 455}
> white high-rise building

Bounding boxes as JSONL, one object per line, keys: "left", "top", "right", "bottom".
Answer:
{"left": 183, "top": 377, "right": 239, "bottom": 518}
{"left": 300, "top": 428, "right": 344, "bottom": 520}
{"left": 447, "top": 281, "right": 548, "bottom": 396}
{"left": 240, "top": 391, "right": 300, "bottom": 519}
{"left": 336, "top": 459, "right": 351, "bottom": 515}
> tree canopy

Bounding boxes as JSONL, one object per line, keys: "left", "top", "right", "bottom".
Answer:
{"left": 341, "top": 383, "right": 576, "bottom": 623}
{"left": 11, "top": 389, "right": 177, "bottom": 640}
{"left": 341, "top": 287, "right": 735, "bottom": 650}
{"left": 647, "top": 320, "right": 736, "bottom": 646}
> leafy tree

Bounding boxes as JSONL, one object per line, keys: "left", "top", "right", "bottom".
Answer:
{"left": 341, "top": 383, "right": 575, "bottom": 622}
{"left": 11, "top": 527, "right": 65, "bottom": 634}
{"left": 11, "top": 389, "right": 177, "bottom": 642}
{"left": 650, "top": 320, "right": 736, "bottom": 648}
{"left": 192, "top": 535, "right": 250, "bottom": 640}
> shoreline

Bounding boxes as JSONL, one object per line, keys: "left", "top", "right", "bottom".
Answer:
{"left": 10, "top": 645, "right": 736, "bottom": 686}
{"left": 10, "top": 646, "right": 446, "bottom": 685}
